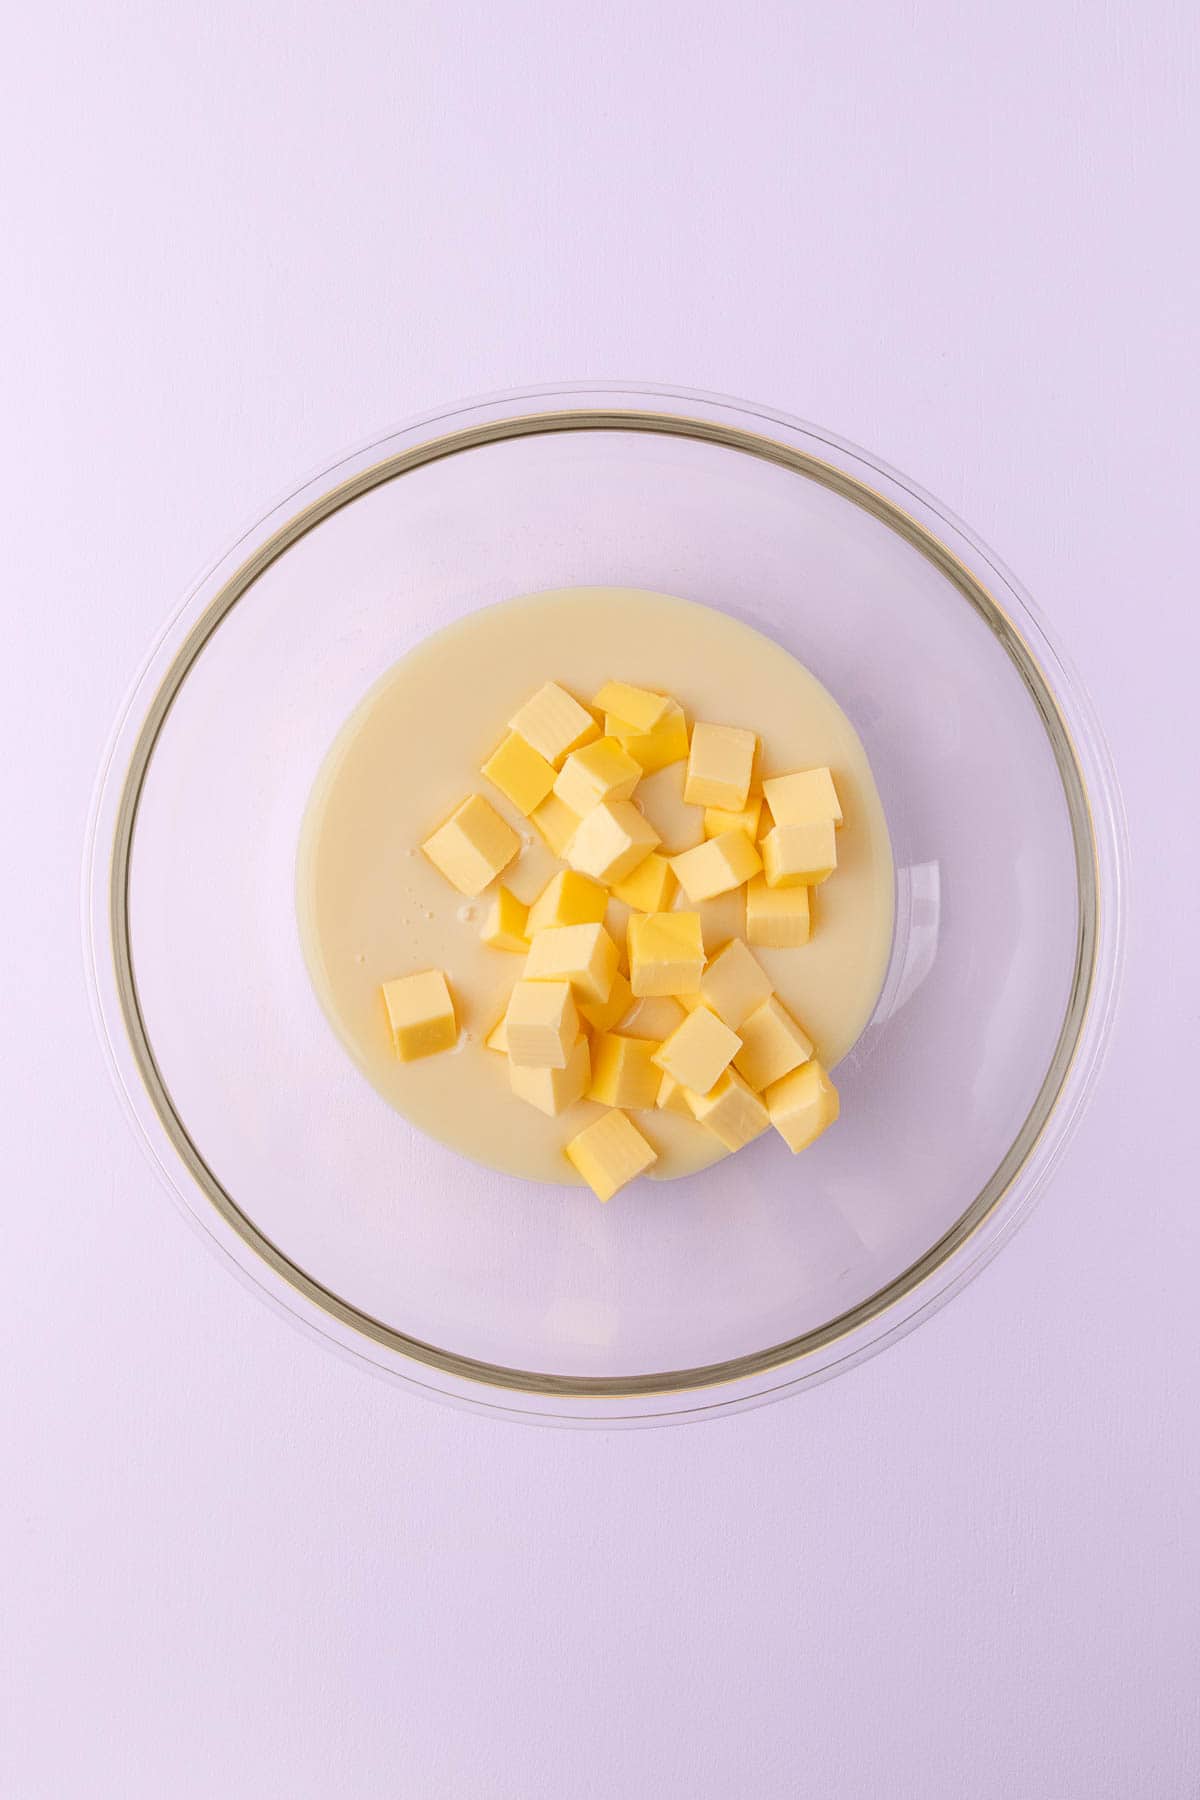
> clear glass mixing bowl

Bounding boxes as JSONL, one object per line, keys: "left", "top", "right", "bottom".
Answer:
{"left": 84, "top": 384, "right": 1126, "bottom": 1426}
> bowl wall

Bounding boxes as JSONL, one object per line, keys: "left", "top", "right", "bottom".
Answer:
{"left": 86, "top": 386, "right": 1125, "bottom": 1423}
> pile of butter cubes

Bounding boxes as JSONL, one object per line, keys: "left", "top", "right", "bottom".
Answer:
{"left": 382, "top": 680, "right": 844, "bottom": 1202}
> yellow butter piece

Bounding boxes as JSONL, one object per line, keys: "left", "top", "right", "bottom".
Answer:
{"left": 652, "top": 1005, "right": 741, "bottom": 1095}
{"left": 529, "top": 793, "right": 581, "bottom": 857}
{"left": 524, "top": 921, "right": 619, "bottom": 1004}
{"left": 671, "top": 829, "right": 762, "bottom": 902}
{"left": 508, "top": 681, "right": 599, "bottom": 766}
{"left": 553, "top": 736, "right": 642, "bottom": 816}
{"left": 481, "top": 885, "right": 529, "bottom": 953}
{"left": 593, "top": 681, "right": 671, "bottom": 734}
{"left": 578, "top": 967, "right": 634, "bottom": 1034}
{"left": 481, "top": 731, "right": 557, "bottom": 815}
{"left": 699, "top": 937, "right": 773, "bottom": 1029}
{"left": 762, "top": 819, "right": 837, "bottom": 887}
{"left": 684, "top": 722, "right": 756, "bottom": 811}
{"left": 381, "top": 969, "right": 457, "bottom": 1061}
{"left": 565, "top": 800, "right": 659, "bottom": 884}
{"left": 527, "top": 869, "right": 608, "bottom": 936}
{"left": 504, "top": 979, "right": 579, "bottom": 1069}
{"left": 606, "top": 699, "right": 690, "bottom": 775}
{"left": 588, "top": 1033, "right": 662, "bottom": 1110}
{"left": 686, "top": 1067, "right": 770, "bottom": 1151}
{"left": 484, "top": 1013, "right": 509, "bottom": 1053}
{"left": 627, "top": 911, "right": 705, "bottom": 998}
{"left": 610, "top": 852, "right": 677, "bottom": 913}
{"left": 703, "top": 796, "right": 763, "bottom": 840}
{"left": 509, "top": 1033, "right": 590, "bottom": 1117}
{"left": 762, "top": 767, "right": 843, "bottom": 828}
{"left": 655, "top": 1070, "right": 694, "bottom": 1116}
{"left": 421, "top": 794, "right": 520, "bottom": 897}
{"left": 765, "top": 1059, "right": 839, "bottom": 1153}
{"left": 621, "top": 995, "right": 686, "bottom": 1041}
{"left": 565, "top": 1109, "right": 658, "bottom": 1202}
{"left": 733, "top": 996, "right": 813, "bottom": 1091}
{"left": 745, "top": 874, "right": 811, "bottom": 947}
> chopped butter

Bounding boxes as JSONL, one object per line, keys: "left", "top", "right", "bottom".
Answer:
{"left": 509, "top": 681, "right": 599, "bottom": 766}
{"left": 381, "top": 969, "right": 457, "bottom": 1061}
{"left": 565, "top": 1109, "right": 658, "bottom": 1201}
{"left": 510, "top": 1034, "right": 590, "bottom": 1116}
{"left": 684, "top": 722, "right": 756, "bottom": 811}
{"left": 587, "top": 1033, "right": 662, "bottom": 1110}
{"left": 421, "top": 795, "right": 520, "bottom": 896}
{"left": 652, "top": 1005, "right": 741, "bottom": 1095}
{"left": 765, "top": 1059, "right": 839, "bottom": 1152}
{"left": 627, "top": 911, "right": 705, "bottom": 997}
{"left": 761, "top": 819, "right": 837, "bottom": 887}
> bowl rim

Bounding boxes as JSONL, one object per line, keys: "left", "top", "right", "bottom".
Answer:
{"left": 83, "top": 381, "right": 1128, "bottom": 1424}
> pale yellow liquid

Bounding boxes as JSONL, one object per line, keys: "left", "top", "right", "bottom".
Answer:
{"left": 297, "top": 588, "right": 894, "bottom": 1184}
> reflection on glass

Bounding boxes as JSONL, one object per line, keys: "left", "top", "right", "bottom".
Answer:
{"left": 872, "top": 861, "right": 942, "bottom": 1024}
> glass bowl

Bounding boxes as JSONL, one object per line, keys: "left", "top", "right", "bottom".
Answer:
{"left": 84, "top": 383, "right": 1126, "bottom": 1426}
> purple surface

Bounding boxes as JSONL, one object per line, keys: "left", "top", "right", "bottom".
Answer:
{"left": 2, "top": 3, "right": 1196, "bottom": 1796}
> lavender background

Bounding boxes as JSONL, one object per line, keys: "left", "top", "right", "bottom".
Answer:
{"left": 2, "top": 4, "right": 1197, "bottom": 1796}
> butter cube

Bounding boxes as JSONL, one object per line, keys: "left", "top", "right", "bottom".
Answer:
{"left": 765, "top": 1059, "right": 840, "bottom": 1153}
{"left": 684, "top": 722, "right": 756, "bottom": 810}
{"left": 606, "top": 699, "right": 690, "bottom": 775}
{"left": 505, "top": 979, "right": 579, "bottom": 1068}
{"left": 653, "top": 1005, "right": 741, "bottom": 1095}
{"left": 524, "top": 922, "right": 618, "bottom": 1004}
{"left": 745, "top": 874, "right": 811, "bottom": 947}
{"left": 381, "top": 969, "right": 457, "bottom": 1060}
{"left": 593, "top": 681, "right": 671, "bottom": 734}
{"left": 671, "top": 829, "right": 762, "bottom": 902}
{"left": 699, "top": 937, "right": 773, "bottom": 1029}
{"left": 578, "top": 967, "right": 634, "bottom": 1034}
{"left": 565, "top": 800, "right": 659, "bottom": 884}
{"left": 762, "top": 820, "right": 837, "bottom": 887}
{"left": 481, "top": 885, "right": 529, "bottom": 953}
{"left": 553, "top": 736, "right": 642, "bottom": 816}
{"left": 686, "top": 1068, "right": 770, "bottom": 1151}
{"left": 588, "top": 1033, "right": 662, "bottom": 1110}
{"left": 627, "top": 911, "right": 705, "bottom": 997}
{"left": 703, "top": 796, "right": 763, "bottom": 841}
{"left": 508, "top": 681, "right": 599, "bottom": 766}
{"left": 422, "top": 795, "right": 520, "bottom": 896}
{"left": 762, "top": 767, "right": 843, "bottom": 828}
{"left": 530, "top": 793, "right": 582, "bottom": 857}
{"left": 527, "top": 869, "right": 607, "bottom": 936}
{"left": 656, "top": 1071, "right": 694, "bottom": 1116}
{"left": 481, "top": 731, "right": 556, "bottom": 815}
{"left": 484, "top": 1013, "right": 509, "bottom": 1053}
{"left": 565, "top": 1109, "right": 658, "bottom": 1202}
{"left": 733, "top": 996, "right": 814, "bottom": 1091}
{"left": 610, "top": 852, "right": 677, "bottom": 914}
{"left": 510, "top": 1033, "right": 590, "bottom": 1116}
